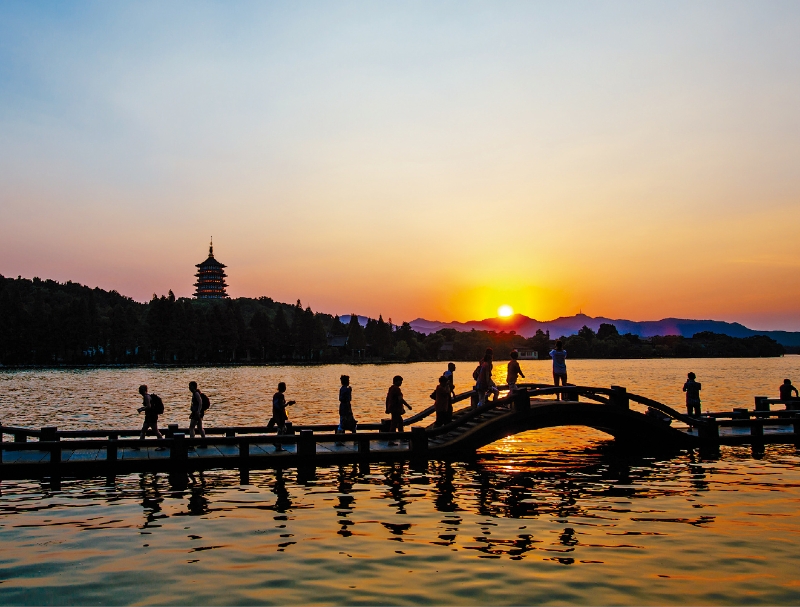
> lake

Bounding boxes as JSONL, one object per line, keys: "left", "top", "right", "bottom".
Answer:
{"left": 1, "top": 358, "right": 800, "bottom": 605}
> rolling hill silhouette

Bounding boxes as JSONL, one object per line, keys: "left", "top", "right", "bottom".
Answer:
{"left": 409, "top": 313, "right": 800, "bottom": 347}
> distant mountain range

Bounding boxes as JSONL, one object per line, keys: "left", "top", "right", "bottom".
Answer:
{"left": 406, "top": 313, "right": 800, "bottom": 347}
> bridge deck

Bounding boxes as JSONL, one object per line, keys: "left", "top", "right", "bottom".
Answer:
{"left": 2, "top": 385, "right": 799, "bottom": 479}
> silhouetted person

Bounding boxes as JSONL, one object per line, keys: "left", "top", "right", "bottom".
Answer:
{"left": 434, "top": 375, "right": 453, "bottom": 427}
{"left": 385, "top": 375, "right": 412, "bottom": 446}
{"left": 444, "top": 362, "right": 457, "bottom": 398}
{"left": 273, "top": 381, "right": 296, "bottom": 452}
{"left": 683, "top": 372, "right": 702, "bottom": 416}
{"left": 336, "top": 375, "right": 356, "bottom": 445}
{"left": 506, "top": 349, "right": 525, "bottom": 392}
{"left": 780, "top": 379, "right": 799, "bottom": 409}
{"left": 549, "top": 340, "right": 567, "bottom": 400}
{"left": 136, "top": 384, "right": 164, "bottom": 447}
{"left": 476, "top": 348, "right": 496, "bottom": 407}
{"left": 188, "top": 381, "right": 207, "bottom": 443}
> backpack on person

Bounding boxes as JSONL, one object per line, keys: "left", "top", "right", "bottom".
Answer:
{"left": 200, "top": 392, "right": 211, "bottom": 413}
{"left": 150, "top": 393, "right": 165, "bottom": 415}
{"left": 472, "top": 364, "right": 482, "bottom": 381}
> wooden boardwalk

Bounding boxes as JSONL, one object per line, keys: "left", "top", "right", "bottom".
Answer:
{"left": 2, "top": 385, "right": 799, "bottom": 479}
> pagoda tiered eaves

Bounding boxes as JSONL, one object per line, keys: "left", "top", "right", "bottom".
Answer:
{"left": 194, "top": 239, "right": 229, "bottom": 299}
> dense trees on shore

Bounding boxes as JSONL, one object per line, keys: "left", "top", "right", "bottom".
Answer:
{"left": 0, "top": 275, "right": 785, "bottom": 366}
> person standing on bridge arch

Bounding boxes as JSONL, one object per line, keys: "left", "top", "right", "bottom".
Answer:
{"left": 507, "top": 350, "right": 525, "bottom": 393}
{"left": 434, "top": 375, "right": 453, "bottom": 427}
{"left": 549, "top": 341, "right": 568, "bottom": 400}
{"left": 475, "top": 348, "right": 498, "bottom": 407}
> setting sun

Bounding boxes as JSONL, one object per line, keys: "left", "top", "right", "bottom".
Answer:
{"left": 498, "top": 305, "right": 514, "bottom": 318}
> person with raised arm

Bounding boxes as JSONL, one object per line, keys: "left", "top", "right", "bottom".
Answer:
{"left": 506, "top": 349, "right": 525, "bottom": 393}
{"left": 549, "top": 341, "right": 567, "bottom": 400}
{"left": 272, "top": 381, "right": 296, "bottom": 452}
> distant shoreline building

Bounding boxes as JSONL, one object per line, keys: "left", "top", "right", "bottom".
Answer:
{"left": 194, "top": 238, "right": 228, "bottom": 299}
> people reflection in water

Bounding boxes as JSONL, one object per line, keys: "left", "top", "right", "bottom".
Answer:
{"left": 384, "top": 463, "right": 409, "bottom": 514}
{"left": 138, "top": 472, "right": 164, "bottom": 528}
{"left": 336, "top": 465, "right": 357, "bottom": 537}
{"left": 433, "top": 462, "right": 458, "bottom": 513}
{"left": 271, "top": 469, "right": 292, "bottom": 514}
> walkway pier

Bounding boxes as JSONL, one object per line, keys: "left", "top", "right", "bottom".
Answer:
{"left": 2, "top": 385, "right": 799, "bottom": 480}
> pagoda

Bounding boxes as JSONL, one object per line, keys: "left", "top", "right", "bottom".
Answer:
{"left": 194, "top": 238, "right": 229, "bottom": 299}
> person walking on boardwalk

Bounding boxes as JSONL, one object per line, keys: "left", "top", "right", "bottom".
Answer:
{"left": 136, "top": 384, "right": 164, "bottom": 446}
{"left": 434, "top": 375, "right": 453, "bottom": 427}
{"left": 779, "top": 379, "right": 799, "bottom": 409}
{"left": 444, "top": 362, "right": 457, "bottom": 399}
{"left": 475, "top": 348, "right": 497, "bottom": 407}
{"left": 683, "top": 372, "right": 702, "bottom": 416}
{"left": 549, "top": 341, "right": 568, "bottom": 400}
{"left": 507, "top": 350, "right": 525, "bottom": 393}
{"left": 272, "top": 382, "right": 296, "bottom": 452}
{"left": 188, "top": 381, "right": 207, "bottom": 442}
{"left": 336, "top": 375, "right": 357, "bottom": 446}
{"left": 385, "top": 375, "right": 412, "bottom": 446}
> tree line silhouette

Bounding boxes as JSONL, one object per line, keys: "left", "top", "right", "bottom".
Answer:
{"left": 0, "top": 274, "right": 785, "bottom": 366}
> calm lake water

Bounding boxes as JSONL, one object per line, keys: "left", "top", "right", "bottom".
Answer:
{"left": 2, "top": 358, "right": 800, "bottom": 605}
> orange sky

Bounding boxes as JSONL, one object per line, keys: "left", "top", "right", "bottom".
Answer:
{"left": 1, "top": 3, "right": 799, "bottom": 329}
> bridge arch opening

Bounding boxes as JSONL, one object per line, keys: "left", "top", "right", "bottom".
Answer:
{"left": 477, "top": 426, "right": 615, "bottom": 456}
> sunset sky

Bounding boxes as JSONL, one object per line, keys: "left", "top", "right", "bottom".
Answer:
{"left": 1, "top": 2, "right": 799, "bottom": 329}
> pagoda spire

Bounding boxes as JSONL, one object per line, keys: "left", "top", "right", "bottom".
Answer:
{"left": 209, "top": 237, "right": 214, "bottom": 258}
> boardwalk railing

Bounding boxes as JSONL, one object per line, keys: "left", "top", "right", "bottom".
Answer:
{"left": 2, "top": 384, "right": 800, "bottom": 477}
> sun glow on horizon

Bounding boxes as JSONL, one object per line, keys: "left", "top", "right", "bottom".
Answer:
{"left": 498, "top": 305, "right": 514, "bottom": 318}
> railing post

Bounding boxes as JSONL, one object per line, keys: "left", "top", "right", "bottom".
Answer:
{"left": 41, "top": 427, "right": 58, "bottom": 442}
{"left": 754, "top": 397, "right": 770, "bottom": 417}
{"left": 610, "top": 386, "right": 629, "bottom": 409}
{"left": 166, "top": 424, "right": 178, "bottom": 439}
{"left": 411, "top": 427, "right": 428, "bottom": 456}
{"left": 358, "top": 436, "right": 371, "bottom": 458}
{"left": 14, "top": 432, "right": 27, "bottom": 443}
{"left": 698, "top": 421, "right": 720, "bottom": 442}
{"left": 107, "top": 435, "right": 118, "bottom": 463}
{"left": 513, "top": 390, "right": 530, "bottom": 412}
{"left": 750, "top": 420, "right": 764, "bottom": 438}
{"left": 41, "top": 427, "right": 60, "bottom": 466}
{"left": 171, "top": 433, "right": 187, "bottom": 466}
{"left": 239, "top": 438, "right": 249, "bottom": 462}
{"left": 226, "top": 430, "right": 236, "bottom": 438}
{"left": 298, "top": 429, "right": 315, "bottom": 460}
{"left": 380, "top": 419, "right": 391, "bottom": 433}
